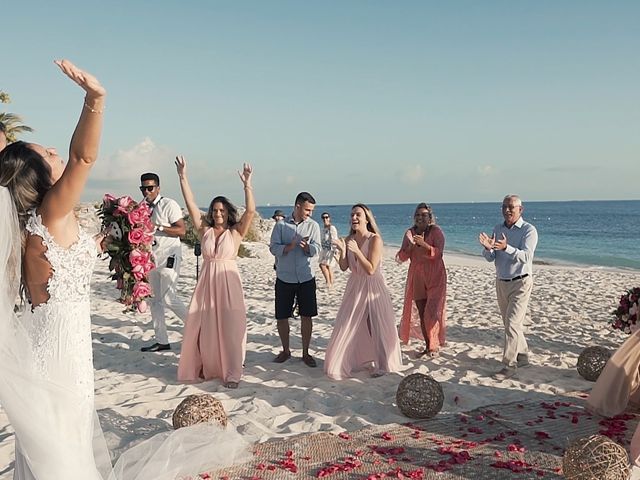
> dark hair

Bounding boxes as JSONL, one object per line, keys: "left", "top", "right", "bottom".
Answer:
{"left": 349, "top": 203, "right": 381, "bottom": 236}
{"left": 0, "top": 121, "right": 6, "bottom": 134}
{"left": 321, "top": 211, "right": 330, "bottom": 218}
{"left": 140, "top": 172, "right": 160, "bottom": 185}
{"left": 414, "top": 202, "right": 436, "bottom": 228}
{"left": 295, "top": 191, "right": 316, "bottom": 205}
{"left": 204, "top": 196, "right": 239, "bottom": 228}
{"left": 0, "top": 141, "right": 53, "bottom": 245}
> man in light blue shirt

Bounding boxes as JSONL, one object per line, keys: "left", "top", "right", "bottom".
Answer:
{"left": 270, "top": 192, "right": 322, "bottom": 367}
{"left": 479, "top": 194, "right": 538, "bottom": 380}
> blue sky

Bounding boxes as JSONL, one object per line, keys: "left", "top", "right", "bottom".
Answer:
{"left": 2, "top": 1, "right": 638, "bottom": 206}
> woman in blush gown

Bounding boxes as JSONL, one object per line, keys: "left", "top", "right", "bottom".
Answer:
{"left": 587, "top": 327, "right": 640, "bottom": 467}
{"left": 396, "top": 203, "right": 447, "bottom": 357}
{"left": 324, "top": 203, "right": 402, "bottom": 380}
{"left": 175, "top": 155, "right": 255, "bottom": 389}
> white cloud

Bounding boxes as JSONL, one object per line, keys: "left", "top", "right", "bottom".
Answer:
{"left": 398, "top": 164, "right": 425, "bottom": 185}
{"left": 84, "top": 138, "right": 175, "bottom": 201}
{"left": 477, "top": 165, "right": 494, "bottom": 176}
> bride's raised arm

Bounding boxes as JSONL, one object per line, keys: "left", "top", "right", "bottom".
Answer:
{"left": 41, "top": 60, "right": 106, "bottom": 221}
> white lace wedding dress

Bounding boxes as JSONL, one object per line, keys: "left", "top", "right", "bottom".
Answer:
{"left": 0, "top": 193, "right": 251, "bottom": 480}
{"left": 9, "top": 210, "right": 110, "bottom": 479}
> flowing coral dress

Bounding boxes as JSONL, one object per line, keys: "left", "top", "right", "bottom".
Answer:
{"left": 178, "top": 228, "right": 247, "bottom": 384}
{"left": 397, "top": 226, "right": 447, "bottom": 350}
{"left": 324, "top": 235, "right": 403, "bottom": 380}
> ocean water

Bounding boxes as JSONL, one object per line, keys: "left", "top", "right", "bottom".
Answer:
{"left": 257, "top": 200, "right": 640, "bottom": 270}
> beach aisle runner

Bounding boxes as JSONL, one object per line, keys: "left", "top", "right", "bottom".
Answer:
{"left": 197, "top": 393, "right": 639, "bottom": 479}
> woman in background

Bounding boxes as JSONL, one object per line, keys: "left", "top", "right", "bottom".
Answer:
{"left": 324, "top": 203, "right": 402, "bottom": 379}
{"left": 396, "top": 203, "right": 447, "bottom": 358}
{"left": 175, "top": 156, "right": 255, "bottom": 389}
{"left": 319, "top": 211, "right": 339, "bottom": 289}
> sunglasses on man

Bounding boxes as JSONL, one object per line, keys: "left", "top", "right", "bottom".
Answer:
{"left": 140, "top": 185, "right": 157, "bottom": 193}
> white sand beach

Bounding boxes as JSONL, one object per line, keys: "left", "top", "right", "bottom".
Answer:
{"left": 1, "top": 216, "right": 640, "bottom": 478}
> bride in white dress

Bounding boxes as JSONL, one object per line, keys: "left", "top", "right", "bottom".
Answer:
{"left": 0, "top": 61, "right": 250, "bottom": 480}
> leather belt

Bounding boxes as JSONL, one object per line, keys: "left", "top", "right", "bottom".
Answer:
{"left": 500, "top": 274, "right": 529, "bottom": 282}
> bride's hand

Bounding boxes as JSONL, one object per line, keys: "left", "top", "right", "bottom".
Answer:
{"left": 54, "top": 59, "right": 106, "bottom": 98}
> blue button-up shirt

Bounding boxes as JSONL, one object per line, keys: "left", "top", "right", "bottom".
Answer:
{"left": 270, "top": 215, "right": 322, "bottom": 283}
{"left": 482, "top": 217, "right": 538, "bottom": 280}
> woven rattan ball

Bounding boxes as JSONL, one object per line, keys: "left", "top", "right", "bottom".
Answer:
{"left": 396, "top": 373, "right": 444, "bottom": 419}
{"left": 577, "top": 346, "right": 611, "bottom": 381}
{"left": 563, "top": 434, "right": 630, "bottom": 480}
{"left": 172, "top": 394, "right": 228, "bottom": 429}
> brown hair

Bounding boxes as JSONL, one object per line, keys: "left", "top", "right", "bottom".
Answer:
{"left": 0, "top": 141, "right": 52, "bottom": 245}
{"left": 204, "top": 196, "right": 239, "bottom": 228}
{"left": 414, "top": 202, "right": 436, "bottom": 228}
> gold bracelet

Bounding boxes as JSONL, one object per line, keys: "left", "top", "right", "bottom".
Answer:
{"left": 83, "top": 101, "right": 104, "bottom": 114}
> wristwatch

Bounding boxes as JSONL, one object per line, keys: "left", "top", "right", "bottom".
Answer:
{"left": 158, "top": 225, "right": 164, "bottom": 232}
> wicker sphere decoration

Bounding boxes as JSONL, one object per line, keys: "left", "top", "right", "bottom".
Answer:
{"left": 396, "top": 373, "right": 444, "bottom": 419}
{"left": 563, "top": 434, "right": 630, "bottom": 480}
{"left": 577, "top": 346, "right": 611, "bottom": 382}
{"left": 172, "top": 394, "right": 228, "bottom": 429}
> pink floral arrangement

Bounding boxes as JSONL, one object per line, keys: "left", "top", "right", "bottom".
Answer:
{"left": 612, "top": 287, "right": 640, "bottom": 333}
{"left": 98, "top": 194, "right": 155, "bottom": 313}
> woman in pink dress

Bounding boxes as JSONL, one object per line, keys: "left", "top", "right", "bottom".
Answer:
{"left": 587, "top": 328, "right": 640, "bottom": 466}
{"left": 396, "top": 203, "right": 447, "bottom": 357}
{"left": 324, "top": 204, "right": 402, "bottom": 380}
{"left": 175, "top": 156, "right": 255, "bottom": 389}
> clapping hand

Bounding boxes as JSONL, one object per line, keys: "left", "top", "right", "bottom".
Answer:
{"left": 346, "top": 238, "right": 360, "bottom": 254}
{"left": 175, "top": 155, "right": 187, "bottom": 177}
{"left": 55, "top": 59, "right": 106, "bottom": 98}
{"left": 413, "top": 234, "right": 427, "bottom": 248}
{"left": 493, "top": 233, "right": 508, "bottom": 251}
{"left": 238, "top": 163, "right": 253, "bottom": 187}
{"left": 478, "top": 232, "right": 495, "bottom": 250}
{"left": 332, "top": 237, "right": 346, "bottom": 253}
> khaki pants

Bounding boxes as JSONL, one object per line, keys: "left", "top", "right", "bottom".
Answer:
{"left": 496, "top": 276, "right": 533, "bottom": 367}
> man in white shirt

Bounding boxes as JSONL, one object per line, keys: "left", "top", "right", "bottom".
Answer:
{"left": 139, "top": 172, "right": 188, "bottom": 352}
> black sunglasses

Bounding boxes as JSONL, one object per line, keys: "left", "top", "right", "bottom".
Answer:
{"left": 321, "top": 215, "right": 330, "bottom": 219}
{"left": 139, "top": 185, "right": 157, "bottom": 192}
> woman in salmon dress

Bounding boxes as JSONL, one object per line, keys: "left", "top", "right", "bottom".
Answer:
{"left": 175, "top": 156, "right": 255, "bottom": 389}
{"left": 396, "top": 203, "right": 447, "bottom": 357}
{"left": 324, "top": 204, "right": 402, "bottom": 380}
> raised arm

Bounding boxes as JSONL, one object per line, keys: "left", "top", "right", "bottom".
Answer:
{"left": 175, "top": 155, "right": 205, "bottom": 237}
{"left": 41, "top": 60, "right": 106, "bottom": 222}
{"left": 234, "top": 163, "right": 256, "bottom": 238}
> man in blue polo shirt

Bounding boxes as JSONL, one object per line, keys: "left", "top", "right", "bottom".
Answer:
{"left": 479, "top": 194, "right": 538, "bottom": 381}
{"left": 270, "top": 192, "right": 322, "bottom": 367}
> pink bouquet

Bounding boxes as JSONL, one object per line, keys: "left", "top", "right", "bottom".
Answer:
{"left": 612, "top": 287, "right": 640, "bottom": 334}
{"left": 98, "top": 194, "right": 156, "bottom": 312}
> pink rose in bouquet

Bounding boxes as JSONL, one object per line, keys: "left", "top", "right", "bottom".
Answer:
{"left": 115, "top": 195, "right": 135, "bottom": 216}
{"left": 128, "top": 228, "right": 146, "bottom": 245}
{"left": 132, "top": 281, "right": 152, "bottom": 301}
{"left": 98, "top": 194, "right": 156, "bottom": 312}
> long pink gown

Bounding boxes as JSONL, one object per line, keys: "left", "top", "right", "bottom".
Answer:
{"left": 587, "top": 329, "right": 640, "bottom": 465}
{"left": 324, "top": 235, "right": 403, "bottom": 380}
{"left": 177, "top": 228, "right": 247, "bottom": 384}
{"left": 397, "top": 225, "right": 447, "bottom": 349}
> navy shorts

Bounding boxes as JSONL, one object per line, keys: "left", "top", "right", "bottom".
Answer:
{"left": 275, "top": 278, "right": 317, "bottom": 320}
